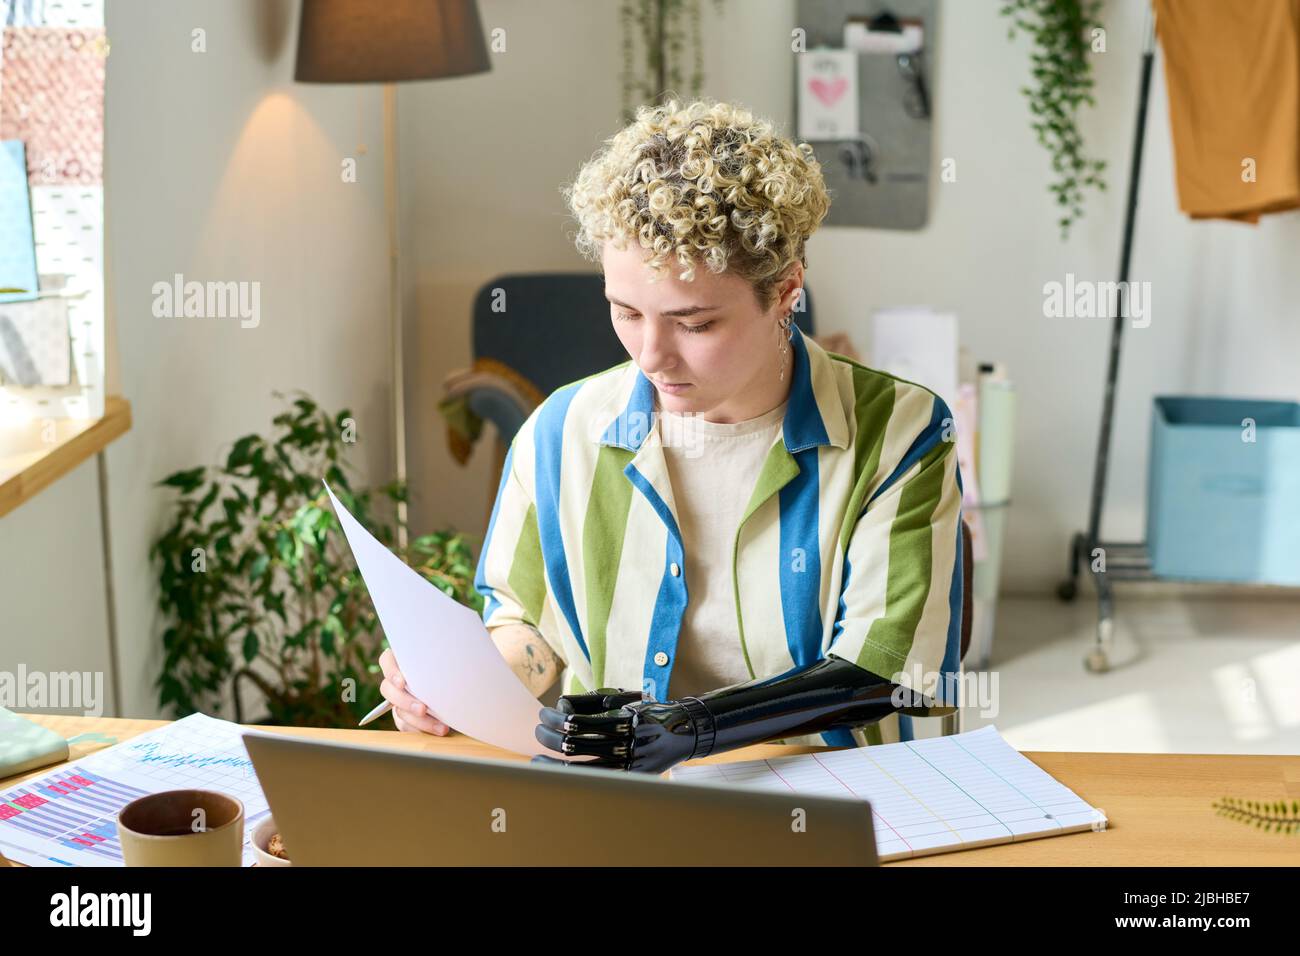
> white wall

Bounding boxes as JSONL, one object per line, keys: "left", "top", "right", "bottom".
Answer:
{"left": 400, "top": 0, "right": 1300, "bottom": 595}
{"left": 0, "top": 459, "right": 112, "bottom": 715}
{"left": 98, "top": 0, "right": 395, "bottom": 718}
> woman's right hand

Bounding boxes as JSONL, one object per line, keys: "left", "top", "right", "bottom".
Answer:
{"left": 378, "top": 647, "right": 450, "bottom": 735}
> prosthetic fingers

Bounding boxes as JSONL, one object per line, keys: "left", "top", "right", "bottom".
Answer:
{"left": 532, "top": 654, "right": 940, "bottom": 774}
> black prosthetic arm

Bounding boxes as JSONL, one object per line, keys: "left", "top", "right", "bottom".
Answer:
{"left": 533, "top": 654, "right": 938, "bottom": 774}
{"left": 683, "top": 654, "right": 933, "bottom": 756}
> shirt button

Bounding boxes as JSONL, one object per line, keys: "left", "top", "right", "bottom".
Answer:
{"left": 670, "top": 562, "right": 681, "bottom": 577}
{"left": 654, "top": 651, "right": 669, "bottom": 667}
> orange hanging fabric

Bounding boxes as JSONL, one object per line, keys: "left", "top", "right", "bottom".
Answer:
{"left": 1153, "top": 0, "right": 1300, "bottom": 223}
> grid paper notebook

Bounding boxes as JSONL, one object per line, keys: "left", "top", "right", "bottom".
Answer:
{"left": 670, "top": 724, "right": 1106, "bottom": 862}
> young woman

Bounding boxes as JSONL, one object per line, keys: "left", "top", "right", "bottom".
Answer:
{"left": 378, "top": 98, "right": 964, "bottom": 774}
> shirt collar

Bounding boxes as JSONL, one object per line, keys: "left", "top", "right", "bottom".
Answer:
{"left": 592, "top": 327, "right": 850, "bottom": 453}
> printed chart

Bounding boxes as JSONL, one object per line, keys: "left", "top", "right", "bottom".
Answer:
{"left": 0, "top": 713, "right": 271, "bottom": 867}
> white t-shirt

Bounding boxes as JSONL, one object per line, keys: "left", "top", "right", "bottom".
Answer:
{"left": 658, "top": 399, "right": 788, "bottom": 700}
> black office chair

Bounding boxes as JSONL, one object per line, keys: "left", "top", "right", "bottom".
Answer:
{"left": 465, "top": 271, "right": 816, "bottom": 438}
{"left": 441, "top": 272, "right": 816, "bottom": 523}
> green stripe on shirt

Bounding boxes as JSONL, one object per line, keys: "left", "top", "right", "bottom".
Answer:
{"left": 582, "top": 445, "right": 635, "bottom": 686}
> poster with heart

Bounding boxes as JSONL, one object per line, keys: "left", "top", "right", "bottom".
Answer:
{"left": 797, "top": 48, "right": 858, "bottom": 141}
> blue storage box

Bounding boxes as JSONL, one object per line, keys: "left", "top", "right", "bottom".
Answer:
{"left": 1147, "top": 396, "right": 1300, "bottom": 585}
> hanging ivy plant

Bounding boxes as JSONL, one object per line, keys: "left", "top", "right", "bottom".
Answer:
{"left": 1000, "top": 0, "right": 1108, "bottom": 238}
{"left": 620, "top": 0, "right": 726, "bottom": 124}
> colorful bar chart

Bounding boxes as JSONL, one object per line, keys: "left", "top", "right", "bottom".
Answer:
{"left": 0, "top": 713, "right": 273, "bottom": 867}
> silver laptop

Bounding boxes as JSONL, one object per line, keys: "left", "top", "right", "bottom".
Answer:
{"left": 242, "top": 732, "right": 879, "bottom": 866}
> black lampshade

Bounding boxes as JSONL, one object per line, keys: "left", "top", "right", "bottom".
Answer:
{"left": 295, "top": 0, "right": 491, "bottom": 84}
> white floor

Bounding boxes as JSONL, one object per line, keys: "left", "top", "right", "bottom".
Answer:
{"left": 954, "top": 594, "right": 1300, "bottom": 755}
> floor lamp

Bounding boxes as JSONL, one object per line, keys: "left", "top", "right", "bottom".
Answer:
{"left": 295, "top": 0, "right": 490, "bottom": 546}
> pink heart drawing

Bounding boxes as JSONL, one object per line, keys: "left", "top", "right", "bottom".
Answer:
{"left": 809, "top": 76, "right": 847, "bottom": 107}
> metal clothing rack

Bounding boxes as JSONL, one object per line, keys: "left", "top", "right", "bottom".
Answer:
{"left": 1056, "top": 10, "right": 1159, "bottom": 673}
{"left": 1058, "top": 6, "right": 1300, "bottom": 671}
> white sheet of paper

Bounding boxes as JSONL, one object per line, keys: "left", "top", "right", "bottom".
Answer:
{"left": 324, "top": 483, "right": 550, "bottom": 757}
{"left": 870, "top": 306, "right": 959, "bottom": 411}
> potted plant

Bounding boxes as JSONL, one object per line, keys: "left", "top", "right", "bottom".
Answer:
{"left": 152, "top": 392, "right": 481, "bottom": 727}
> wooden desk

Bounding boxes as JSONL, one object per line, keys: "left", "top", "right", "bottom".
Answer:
{"left": 4, "top": 715, "right": 1298, "bottom": 866}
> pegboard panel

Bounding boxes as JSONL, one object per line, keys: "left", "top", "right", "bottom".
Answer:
{"left": 795, "top": 0, "right": 938, "bottom": 230}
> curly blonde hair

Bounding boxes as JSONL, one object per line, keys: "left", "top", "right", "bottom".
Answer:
{"left": 562, "top": 97, "right": 831, "bottom": 311}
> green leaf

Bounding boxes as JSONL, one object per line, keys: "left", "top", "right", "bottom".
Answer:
{"left": 264, "top": 590, "right": 287, "bottom": 623}
{"left": 226, "top": 435, "right": 260, "bottom": 470}
{"left": 242, "top": 630, "right": 259, "bottom": 663}
{"left": 275, "top": 528, "right": 296, "bottom": 565}
{"left": 250, "top": 553, "right": 270, "bottom": 580}
{"left": 159, "top": 467, "right": 206, "bottom": 494}
{"left": 284, "top": 622, "right": 316, "bottom": 649}
{"left": 193, "top": 482, "right": 221, "bottom": 521}
{"left": 222, "top": 496, "right": 247, "bottom": 526}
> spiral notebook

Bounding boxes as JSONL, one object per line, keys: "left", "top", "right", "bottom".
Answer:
{"left": 670, "top": 724, "right": 1106, "bottom": 862}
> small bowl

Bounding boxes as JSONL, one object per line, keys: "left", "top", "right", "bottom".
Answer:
{"left": 250, "top": 815, "right": 292, "bottom": 867}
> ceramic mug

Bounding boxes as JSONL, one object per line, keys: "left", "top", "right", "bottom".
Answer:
{"left": 116, "top": 789, "right": 244, "bottom": 866}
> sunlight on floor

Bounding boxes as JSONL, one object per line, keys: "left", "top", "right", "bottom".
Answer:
{"left": 997, "top": 691, "right": 1170, "bottom": 753}
{"left": 952, "top": 595, "right": 1300, "bottom": 755}
{"left": 1251, "top": 643, "right": 1300, "bottom": 730}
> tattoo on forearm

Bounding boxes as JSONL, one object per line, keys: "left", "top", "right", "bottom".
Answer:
{"left": 524, "top": 642, "right": 554, "bottom": 687}
{"left": 491, "top": 626, "right": 557, "bottom": 694}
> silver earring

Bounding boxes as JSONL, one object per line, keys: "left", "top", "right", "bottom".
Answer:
{"left": 778, "top": 311, "right": 794, "bottom": 381}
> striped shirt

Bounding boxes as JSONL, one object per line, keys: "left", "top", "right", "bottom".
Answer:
{"left": 475, "top": 327, "right": 964, "bottom": 748}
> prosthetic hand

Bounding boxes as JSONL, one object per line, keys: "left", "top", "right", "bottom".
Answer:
{"left": 532, "top": 654, "right": 942, "bottom": 774}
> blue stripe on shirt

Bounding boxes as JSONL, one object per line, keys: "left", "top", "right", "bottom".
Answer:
{"left": 534, "top": 383, "right": 590, "bottom": 662}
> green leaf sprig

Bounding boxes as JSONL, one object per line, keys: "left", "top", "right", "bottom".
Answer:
{"left": 1212, "top": 797, "right": 1300, "bottom": 835}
